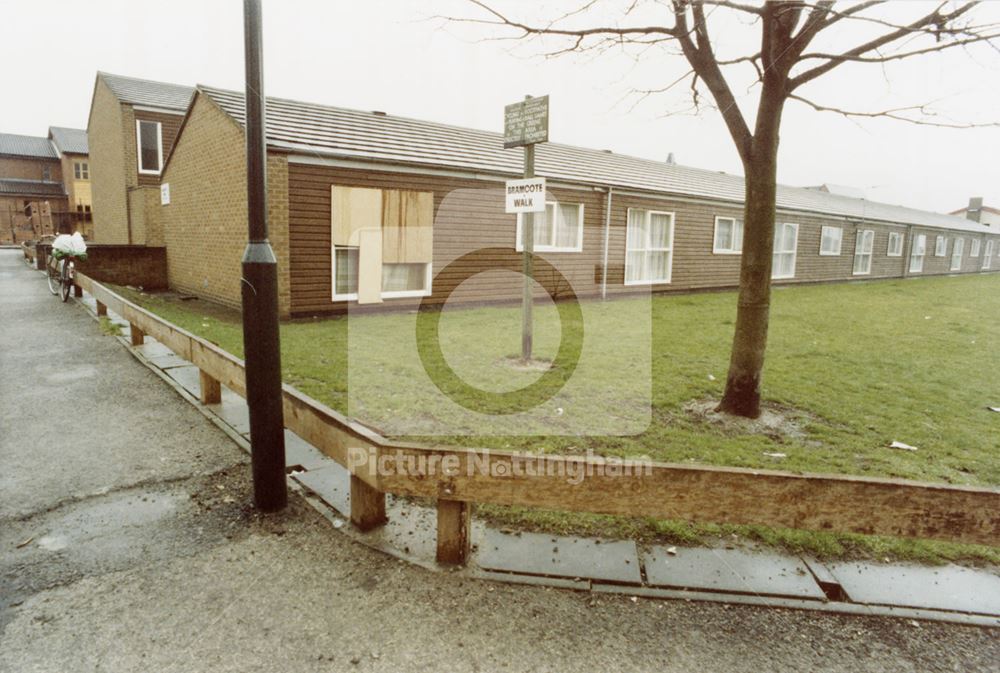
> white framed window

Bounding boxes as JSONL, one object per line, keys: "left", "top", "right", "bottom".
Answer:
{"left": 381, "top": 262, "right": 432, "bottom": 298}
{"left": 136, "top": 119, "right": 163, "bottom": 174}
{"left": 887, "top": 231, "right": 904, "bottom": 257}
{"left": 819, "top": 226, "right": 843, "bottom": 256}
{"left": 984, "top": 240, "right": 994, "bottom": 270}
{"left": 332, "top": 246, "right": 432, "bottom": 300}
{"left": 713, "top": 216, "right": 743, "bottom": 254}
{"left": 73, "top": 161, "right": 89, "bottom": 180}
{"left": 853, "top": 229, "right": 875, "bottom": 275}
{"left": 625, "top": 208, "right": 674, "bottom": 285}
{"left": 332, "top": 246, "right": 359, "bottom": 300}
{"left": 950, "top": 238, "right": 964, "bottom": 271}
{"left": 934, "top": 235, "right": 947, "bottom": 257}
{"left": 772, "top": 222, "right": 798, "bottom": 279}
{"left": 970, "top": 238, "right": 981, "bottom": 257}
{"left": 909, "top": 234, "right": 927, "bottom": 273}
{"left": 515, "top": 202, "right": 583, "bottom": 253}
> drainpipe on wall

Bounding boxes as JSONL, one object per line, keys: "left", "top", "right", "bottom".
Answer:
{"left": 601, "top": 186, "right": 614, "bottom": 300}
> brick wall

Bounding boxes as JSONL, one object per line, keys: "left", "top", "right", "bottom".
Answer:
{"left": 160, "top": 92, "right": 292, "bottom": 317}
{"left": 37, "top": 243, "right": 168, "bottom": 289}
{"left": 88, "top": 78, "right": 129, "bottom": 244}
{"left": 0, "top": 156, "right": 62, "bottom": 182}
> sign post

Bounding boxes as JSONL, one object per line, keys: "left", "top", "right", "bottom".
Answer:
{"left": 503, "top": 95, "right": 549, "bottom": 362}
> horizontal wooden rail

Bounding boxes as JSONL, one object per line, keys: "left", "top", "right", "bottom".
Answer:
{"left": 74, "top": 273, "right": 1000, "bottom": 563}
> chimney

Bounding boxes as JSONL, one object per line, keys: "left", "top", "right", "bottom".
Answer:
{"left": 966, "top": 196, "right": 983, "bottom": 223}
{"left": 666, "top": 152, "right": 676, "bottom": 165}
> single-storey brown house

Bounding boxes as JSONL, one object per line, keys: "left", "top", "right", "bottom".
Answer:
{"left": 87, "top": 72, "right": 194, "bottom": 246}
{"left": 157, "top": 84, "right": 1000, "bottom": 318}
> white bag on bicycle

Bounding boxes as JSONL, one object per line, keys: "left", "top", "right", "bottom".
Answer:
{"left": 52, "top": 232, "right": 87, "bottom": 257}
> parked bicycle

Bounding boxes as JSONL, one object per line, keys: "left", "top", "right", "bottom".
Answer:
{"left": 46, "top": 233, "right": 88, "bottom": 303}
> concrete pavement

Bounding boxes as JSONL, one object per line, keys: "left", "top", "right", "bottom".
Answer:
{"left": 1, "top": 248, "right": 998, "bottom": 672}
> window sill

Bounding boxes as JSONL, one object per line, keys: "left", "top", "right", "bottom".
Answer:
{"left": 711, "top": 249, "right": 742, "bottom": 255}
{"left": 887, "top": 253, "right": 903, "bottom": 258}
{"left": 819, "top": 251, "right": 842, "bottom": 257}
{"left": 624, "top": 278, "right": 672, "bottom": 286}
{"left": 515, "top": 246, "right": 583, "bottom": 254}
{"left": 771, "top": 274, "right": 796, "bottom": 280}
{"left": 138, "top": 169, "right": 162, "bottom": 176}
{"left": 381, "top": 289, "right": 432, "bottom": 299}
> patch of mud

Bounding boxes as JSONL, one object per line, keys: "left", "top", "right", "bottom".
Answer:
{"left": 683, "top": 399, "right": 811, "bottom": 441}
{"left": 496, "top": 356, "right": 554, "bottom": 372}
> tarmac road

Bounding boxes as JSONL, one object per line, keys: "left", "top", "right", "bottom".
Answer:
{"left": 1, "top": 248, "right": 997, "bottom": 673}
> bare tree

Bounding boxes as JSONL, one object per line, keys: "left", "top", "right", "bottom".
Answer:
{"left": 445, "top": 0, "right": 1000, "bottom": 418}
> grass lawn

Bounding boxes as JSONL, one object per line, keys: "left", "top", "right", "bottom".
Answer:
{"left": 112, "top": 274, "right": 1000, "bottom": 564}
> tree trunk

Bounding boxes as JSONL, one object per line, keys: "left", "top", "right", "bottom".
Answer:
{"left": 718, "top": 93, "right": 784, "bottom": 419}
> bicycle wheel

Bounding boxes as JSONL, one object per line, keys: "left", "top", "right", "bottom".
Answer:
{"left": 60, "top": 272, "right": 72, "bottom": 302}
{"left": 46, "top": 258, "right": 60, "bottom": 296}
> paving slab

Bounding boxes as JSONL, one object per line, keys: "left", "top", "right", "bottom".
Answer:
{"left": 204, "top": 389, "right": 250, "bottom": 434}
{"left": 283, "top": 429, "right": 332, "bottom": 471}
{"left": 146, "top": 353, "right": 192, "bottom": 370}
{"left": 292, "top": 463, "right": 350, "bottom": 515}
{"left": 135, "top": 341, "right": 175, "bottom": 359}
{"left": 826, "top": 562, "right": 1000, "bottom": 616}
{"left": 164, "top": 365, "right": 202, "bottom": 398}
{"left": 475, "top": 529, "right": 642, "bottom": 584}
{"left": 643, "top": 546, "right": 826, "bottom": 600}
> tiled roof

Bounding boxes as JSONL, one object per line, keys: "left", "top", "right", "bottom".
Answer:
{"left": 48, "top": 126, "right": 88, "bottom": 155}
{"left": 199, "top": 85, "right": 997, "bottom": 235}
{"left": 100, "top": 72, "right": 194, "bottom": 111}
{"left": 0, "top": 133, "right": 57, "bottom": 159}
{"left": 0, "top": 178, "right": 66, "bottom": 197}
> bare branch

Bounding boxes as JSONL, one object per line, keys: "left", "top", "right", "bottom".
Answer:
{"left": 789, "top": 93, "right": 1000, "bottom": 129}
{"left": 789, "top": 1, "right": 981, "bottom": 90}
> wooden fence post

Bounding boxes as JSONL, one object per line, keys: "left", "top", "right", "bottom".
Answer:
{"left": 436, "top": 499, "right": 471, "bottom": 565}
{"left": 350, "top": 475, "right": 386, "bottom": 531}
{"left": 96, "top": 301, "right": 107, "bottom": 317}
{"left": 74, "top": 284, "right": 82, "bottom": 297}
{"left": 129, "top": 324, "right": 145, "bottom": 346}
{"left": 199, "top": 370, "right": 222, "bottom": 405}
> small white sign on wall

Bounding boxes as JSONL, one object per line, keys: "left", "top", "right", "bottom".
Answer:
{"left": 160, "top": 183, "right": 171, "bottom": 205}
{"left": 505, "top": 177, "right": 546, "bottom": 214}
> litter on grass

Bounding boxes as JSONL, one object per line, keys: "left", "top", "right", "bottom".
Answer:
{"left": 988, "top": 406, "right": 1000, "bottom": 413}
{"left": 889, "top": 441, "right": 918, "bottom": 452}
{"left": 763, "top": 452, "right": 787, "bottom": 458}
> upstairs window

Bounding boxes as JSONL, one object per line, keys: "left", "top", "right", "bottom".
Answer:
{"left": 887, "top": 231, "right": 904, "bottom": 257}
{"left": 951, "top": 238, "right": 965, "bottom": 271}
{"left": 136, "top": 120, "right": 163, "bottom": 174}
{"left": 909, "top": 234, "right": 927, "bottom": 273}
{"left": 74, "top": 161, "right": 89, "bottom": 180}
{"left": 42, "top": 166, "right": 51, "bottom": 181}
{"left": 772, "top": 222, "right": 798, "bottom": 279}
{"left": 713, "top": 216, "right": 743, "bottom": 254}
{"left": 970, "top": 238, "right": 981, "bottom": 257}
{"left": 625, "top": 209, "right": 674, "bottom": 285}
{"left": 853, "top": 230, "right": 875, "bottom": 275}
{"left": 516, "top": 202, "right": 584, "bottom": 252}
{"left": 819, "top": 226, "right": 843, "bottom": 256}
{"left": 934, "top": 235, "right": 947, "bottom": 257}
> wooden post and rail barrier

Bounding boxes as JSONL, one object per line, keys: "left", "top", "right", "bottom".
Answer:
{"left": 73, "top": 272, "right": 1000, "bottom": 565}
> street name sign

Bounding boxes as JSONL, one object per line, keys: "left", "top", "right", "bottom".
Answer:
{"left": 505, "top": 177, "right": 547, "bottom": 214}
{"left": 504, "top": 96, "right": 549, "bottom": 149}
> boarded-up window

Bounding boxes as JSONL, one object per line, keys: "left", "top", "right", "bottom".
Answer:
{"left": 331, "top": 185, "right": 433, "bottom": 303}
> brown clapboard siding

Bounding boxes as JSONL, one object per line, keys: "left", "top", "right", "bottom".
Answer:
{"left": 133, "top": 110, "right": 184, "bottom": 187}
{"left": 286, "top": 161, "right": 1000, "bottom": 317}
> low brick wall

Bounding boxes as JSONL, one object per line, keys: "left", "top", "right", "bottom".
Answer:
{"left": 37, "top": 244, "right": 168, "bottom": 289}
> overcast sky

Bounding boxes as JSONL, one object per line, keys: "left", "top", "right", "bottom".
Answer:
{"left": 1, "top": 0, "right": 997, "bottom": 214}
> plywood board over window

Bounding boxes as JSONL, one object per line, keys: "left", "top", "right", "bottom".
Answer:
{"left": 331, "top": 185, "right": 434, "bottom": 304}
{"left": 382, "top": 190, "right": 433, "bottom": 264}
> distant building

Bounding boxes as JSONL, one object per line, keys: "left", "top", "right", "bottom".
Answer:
{"left": 86, "top": 72, "right": 194, "bottom": 245}
{"left": 0, "top": 132, "right": 71, "bottom": 244}
{"left": 49, "top": 127, "right": 93, "bottom": 239}
{"left": 951, "top": 197, "right": 1000, "bottom": 228}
